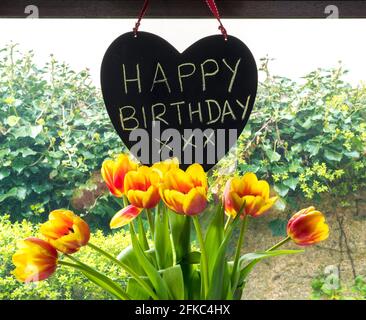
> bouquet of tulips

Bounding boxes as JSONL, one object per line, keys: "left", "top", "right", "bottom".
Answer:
{"left": 12, "top": 154, "right": 329, "bottom": 300}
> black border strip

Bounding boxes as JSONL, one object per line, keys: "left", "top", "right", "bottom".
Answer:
{"left": 0, "top": 1, "right": 365, "bottom": 19}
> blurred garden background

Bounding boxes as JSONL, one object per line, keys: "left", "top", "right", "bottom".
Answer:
{"left": 1, "top": 19, "right": 366, "bottom": 300}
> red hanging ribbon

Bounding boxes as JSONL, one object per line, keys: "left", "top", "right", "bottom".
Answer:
{"left": 133, "top": 0, "right": 150, "bottom": 37}
{"left": 205, "top": 0, "right": 228, "bottom": 40}
{"left": 133, "top": 0, "right": 228, "bottom": 40}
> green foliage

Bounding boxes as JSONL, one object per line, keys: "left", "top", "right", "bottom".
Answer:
{"left": 0, "top": 44, "right": 123, "bottom": 223}
{"left": 311, "top": 269, "right": 366, "bottom": 300}
{"left": 1, "top": 45, "right": 365, "bottom": 225}
{"left": 212, "top": 58, "right": 366, "bottom": 210}
{"left": 0, "top": 215, "right": 131, "bottom": 300}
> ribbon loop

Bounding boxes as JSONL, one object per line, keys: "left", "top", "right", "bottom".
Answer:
{"left": 133, "top": 0, "right": 150, "bottom": 37}
{"left": 205, "top": 0, "right": 228, "bottom": 40}
{"left": 133, "top": 0, "right": 228, "bottom": 40}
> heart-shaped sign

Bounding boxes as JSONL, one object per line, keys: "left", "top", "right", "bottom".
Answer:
{"left": 101, "top": 32, "right": 257, "bottom": 171}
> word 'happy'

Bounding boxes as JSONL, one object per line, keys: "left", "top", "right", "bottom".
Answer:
{"left": 118, "top": 58, "right": 251, "bottom": 130}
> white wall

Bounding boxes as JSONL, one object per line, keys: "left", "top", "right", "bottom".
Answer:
{"left": 0, "top": 19, "right": 365, "bottom": 86}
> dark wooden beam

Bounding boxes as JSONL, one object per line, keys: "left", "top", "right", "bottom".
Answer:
{"left": 0, "top": 1, "right": 365, "bottom": 18}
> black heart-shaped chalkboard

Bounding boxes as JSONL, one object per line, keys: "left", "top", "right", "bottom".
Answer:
{"left": 101, "top": 32, "right": 257, "bottom": 171}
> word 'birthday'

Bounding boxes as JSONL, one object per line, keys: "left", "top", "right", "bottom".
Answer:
{"left": 119, "top": 97, "right": 251, "bottom": 130}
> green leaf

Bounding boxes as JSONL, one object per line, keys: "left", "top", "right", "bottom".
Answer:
{"left": 60, "top": 260, "right": 130, "bottom": 300}
{"left": 6, "top": 115, "right": 20, "bottom": 127}
{"left": 181, "top": 251, "right": 201, "bottom": 265}
{"left": 130, "top": 224, "right": 170, "bottom": 299}
{"left": 305, "top": 142, "right": 320, "bottom": 157}
{"left": 0, "top": 168, "right": 11, "bottom": 180}
{"left": 240, "top": 249, "right": 303, "bottom": 267}
{"left": 161, "top": 265, "right": 185, "bottom": 300}
{"left": 188, "top": 270, "right": 202, "bottom": 300}
{"left": 17, "top": 147, "right": 37, "bottom": 157}
{"left": 204, "top": 204, "right": 224, "bottom": 278}
{"left": 274, "top": 183, "right": 289, "bottom": 197}
{"left": 0, "top": 186, "right": 26, "bottom": 202}
{"left": 0, "top": 148, "right": 10, "bottom": 158}
{"left": 137, "top": 216, "right": 149, "bottom": 251}
{"left": 0, "top": 187, "right": 18, "bottom": 202}
{"left": 154, "top": 209, "right": 173, "bottom": 269}
{"left": 265, "top": 149, "right": 281, "bottom": 163}
{"left": 301, "top": 118, "right": 313, "bottom": 129}
{"left": 31, "top": 183, "right": 52, "bottom": 194}
{"left": 283, "top": 177, "right": 299, "bottom": 191}
{"left": 79, "top": 269, "right": 129, "bottom": 300}
{"left": 30, "top": 125, "right": 43, "bottom": 138}
{"left": 291, "top": 144, "right": 302, "bottom": 153}
{"left": 344, "top": 150, "right": 360, "bottom": 159}
{"left": 126, "top": 278, "right": 150, "bottom": 300}
{"left": 324, "top": 149, "right": 343, "bottom": 162}
{"left": 239, "top": 249, "right": 304, "bottom": 282}
{"left": 207, "top": 218, "right": 239, "bottom": 299}
{"left": 17, "top": 187, "right": 27, "bottom": 201}
{"left": 117, "top": 245, "right": 146, "bottom": 276}
{"left": 12, "top": 125, "right": 42, "bottom": 139}
{"left": 168, "top": 210, "right": 191, "bottom": 263}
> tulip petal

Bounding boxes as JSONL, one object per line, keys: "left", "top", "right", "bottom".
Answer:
{"left": 183, "top": 187, "right": 207, "bottom": 215}
{"left": 110, "top": 205, "right": 142, "bottom": 229}
{"left": 12, "top": 238, "right": 58, "bottom": 283}
{"left": 287, "top": 208, "right": 329, "bottom": 246}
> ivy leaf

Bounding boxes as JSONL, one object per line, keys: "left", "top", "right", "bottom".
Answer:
{"left": 283, "top": 177, "right": 299, "bottom": 191}
{"left": 324, "top": 149, "right": 343, "bottom": 162}
{"left": 30, "top": 125, "right": 43, "bottom": 138}
{"left": 301, "top": 118, "right": 312, "bottom": 129}
{"left": 17, "top": 187, "right": 27, "bottom": 201}
{"left": 344, "top": 150, "right": 360, "bottom": 159}
{"left": 0, "top": 187, "right": 18, "bottom": 202}
{"left": 0, "top": 168, "right": 11, "bottom": 180}
{"left": 31, "top": 183, "right": 52, "bottom": 194}
{"left": 6, "top": 115, "right": 20, "bottom": 127}
{"left": 0, "top": 148, "right": 10, "bottom": 158}
{"left": 274, "top": 183, "right": 289, "bottom": 197}
{"left": 305, "top": 142, "right": 320, "bottom": 157}
{"left": 12, "top": 158, "right": 29, "bottom": 174}
{"left": 15, "top": 148, "right": 37, "bottom": 157}
{"left": 12, "top": 125, "right": 42, "bottom": 139}
{"left": 265, "top": 149, "right": 281, "bottom": 163}
{"left": 0, "top": 186, "right": 27, "bottom": 202}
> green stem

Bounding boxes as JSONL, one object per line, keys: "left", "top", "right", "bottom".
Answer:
{"left": 137, "top": 215, "right": 149, "bottom": 250}
{"left": 87, "top": 242, "right": 159, "bottom": 300}
{"left": 192, "top": 216, "right": 209, "bottom": 299}
{"left": 58, "top": 260, "right": 81, "bottom": 268}
{"left": 146, "top": 208, "right": 155, "bottom": 238}
{"left": 231, "top": 215, "right": 249, "bottom": 285}
{"left": 266, "top": 236, "right": 291, "bottom": 252}
{"left": 61, "top": 256, "right": 130, "bottom": 300}
{"left": 122, "top": 195, "right": 129, "bottom": 207}
{"left": 224, "top": 216, "right": 232, "bottom": 232}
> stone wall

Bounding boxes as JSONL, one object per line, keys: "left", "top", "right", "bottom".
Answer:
{"left": 241, "top": 194, "right": 366, "bottom": 299}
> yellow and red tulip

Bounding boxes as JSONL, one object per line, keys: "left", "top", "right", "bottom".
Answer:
{"left": 152, "top": 158, "right": 180, "bottom": 180}
{"left": 159, "top": 163, "right": 208, "bottom": 215}
{"left": 101, "top": 154, "right": 138, "bottom": 197}
{"left": 40, "top": 209, "right": 90, "bottom": 254}
{"left": 223, "top": 172, "right": 278, "bottom": 218}
{"left": 124, "top": 166, "right": 161, "bottom": 209}
{"left": 12, "top": 237, "right": 58, "bottom": 283}
{"left": 287, "top": 206, "right": 329, "bottom": 246}
{"left": 110, "top": 204, "right": 143, "bottom": 229}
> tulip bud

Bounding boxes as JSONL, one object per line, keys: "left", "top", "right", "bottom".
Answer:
{"left": 12, "top": 237, "right": 58, "bottom": 282}
{"left": 287, "top": 206, "right": 329, "bottom": 246}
